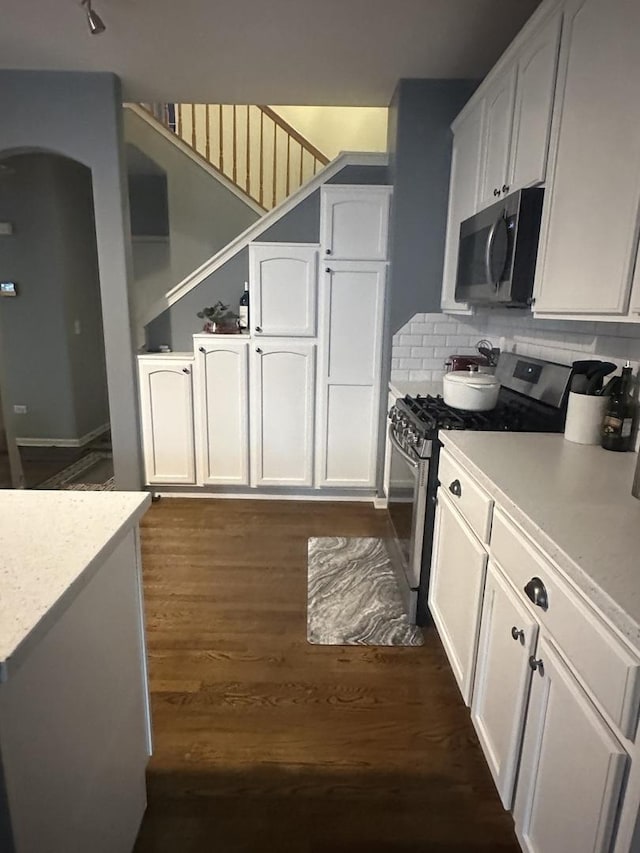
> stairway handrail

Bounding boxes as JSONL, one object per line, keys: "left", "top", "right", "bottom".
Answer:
{"left": 256, "top": 105, "right": 330, "bottom": 166}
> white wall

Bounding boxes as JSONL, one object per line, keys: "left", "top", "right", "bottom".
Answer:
{"left": 391, "top": 311, "right": 640, "bottom": 383}
{"left": 270, "top": 106, "right": 388, "bottom": 160}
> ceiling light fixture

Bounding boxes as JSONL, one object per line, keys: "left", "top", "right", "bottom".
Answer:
{"left": 81, "top": 0, "right": 106, "bottom": 35}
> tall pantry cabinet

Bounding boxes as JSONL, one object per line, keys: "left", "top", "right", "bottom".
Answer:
{"left": 137, "top": 184, "right": 391, "bottom": 494}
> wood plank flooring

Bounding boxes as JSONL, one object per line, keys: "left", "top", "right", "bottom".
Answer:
{"left": 134, "top": 498, "right": 519, "bottom": 852}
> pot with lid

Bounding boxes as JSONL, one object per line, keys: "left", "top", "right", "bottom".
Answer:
{"left": 443, "top": 367, "right": 501, "bottom": 411}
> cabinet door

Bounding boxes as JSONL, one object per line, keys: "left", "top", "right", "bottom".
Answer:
{"left": 320, "top": 186, "right": 391, "bottom": 261}
{"left": 249, "top": 244, "right": 317, "bottom": 337}
{"left": 138, "top": 358, "right": 195, "bottom": 485}
{"left": 250, "top": 342, "right": 316, "bottom": 487}
{"left": 535, "top": 0, "right": 640, "bottom": 315}
{"left": 471, "top": 562, "right": 539, "bottom": 808}
{"left": 428, "top": 491, "right": 488, "bottom": 705}
{"left": 441, "top": 100, "right": 485, "bottom": 313}
{"left": 194, "top": 340, "right": 249, "bottom": 485}
{"left": 508, "top": 11, "right": 562, "bottom": 192}
{"left": 514, "top": 637, "right": 628, "bottom": 853}
{"left": 479, "top": 67, "right": 517, "bottom": 208}
{"left": 316, "top": 261, "right": 386, "bottom": 488}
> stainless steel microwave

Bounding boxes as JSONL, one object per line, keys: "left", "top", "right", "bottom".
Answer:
{"left": 454, "top": 187, "right": 544, "bottom": 306}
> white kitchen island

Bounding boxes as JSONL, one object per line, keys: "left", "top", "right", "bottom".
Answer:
{"left": 0, "top": 489, "right": 152, "bottom": 853}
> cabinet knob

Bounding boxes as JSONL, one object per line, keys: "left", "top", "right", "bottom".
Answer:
{"left": 502, "top": 184, "right": 510, "bottom": 194}
{"left": 529, "top": 656, "right": 544, "bottom": 673}
{"left": 448, "top": 479, "right": 462, "bottom": 497}
{"left": 182, "top": 367, "right": 190, "bottom": 374}
{"left": 493, "top": 188, "right": 500, "bottom": 197}
{"left": 256, "top": 347, "right": 262, "bottom": 354}
{"left": 325, "top": 248, "right": 332, "bottom": 255}
{"left": 524, "top": 577, "right": 548, "bottom": 611}
{"left": 511, "top": 626, "right": 524, "bottom": 642}
{"left": 255, "top": 326, "right": 262, "bottom": 333}
{"left": 325, "top": 267, "right": 332, "bottom": 274}
{"left": 199, "top": 346, "right": 206, "bottom": 353}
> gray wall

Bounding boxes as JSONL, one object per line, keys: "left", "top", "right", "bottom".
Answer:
{"left": 0, "top": 71, "right": 142, "bottom": 489}
{"left": 125, "top": 108, "right": 261, "bottom": 342}
{"left": 146, "top": 164, "right": 389, "bottom": 350}
{"left": 387, "top": 79, "right": 478, "bottom": 333}
{"left": 0, "top": 153, "right": 109, "bottom": 442}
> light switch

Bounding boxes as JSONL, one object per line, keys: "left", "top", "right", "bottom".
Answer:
{"left": 13, "top": 405, "right": 27, "bottom": 415}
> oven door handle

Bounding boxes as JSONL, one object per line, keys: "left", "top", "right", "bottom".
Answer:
{"left": 389, "top": 429, "right": 420, "bottom": 469}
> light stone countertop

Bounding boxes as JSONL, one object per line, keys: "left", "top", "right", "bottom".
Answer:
{"left": 389, "top": 379, "right": 443, "bottom": 400}
{"left": 440, "top": 432, "right": 640, "bottom": 651}
{"left": 0, "top": 490, "right": 151, "bottom": 681}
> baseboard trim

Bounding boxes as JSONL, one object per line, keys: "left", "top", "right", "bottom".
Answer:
{"left": 16, "top": 422, "right": 110, "bottom": 448}
{"left": 151, "top": 490, "right": 378, "bottom": 503}
{"left": 373, "top": 496, "right": 388, "bottom": 510}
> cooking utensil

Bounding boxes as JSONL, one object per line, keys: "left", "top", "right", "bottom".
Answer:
{"left": 443, "top": 369, "right": 501, "bottom": 411}
{"left": 476, "top": 339, "right": 500, "bottom": 367}
{"left": 585, "top": 362, "right": 616, "bottom": 395}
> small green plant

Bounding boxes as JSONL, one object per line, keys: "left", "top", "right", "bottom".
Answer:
{"left": 196, "top": 302, "right": 239, "bottom": 324}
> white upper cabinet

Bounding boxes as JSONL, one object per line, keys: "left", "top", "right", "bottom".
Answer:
{"left": 508, "top": 10, "right": 563, "bottom": 192}
{"left": 471, "top": 562, "right": 539, "bottom": 809}
{"left": 320, "top": 186, "right": 391, "bottom": 261}
{"left": 193, "top": 338, "right": 249, "bottom": 486}
{"left": 315, "top": 261, "right": 386, "bottom": 488}
{"left": 249, "top": 244, "right": 318, "bottom": 337}
{"left": 534, "top": 0, "right": 640, "bottom": 316}
{"left": 250, "top": 341, "right": 316, "bottom": 488}
{"left": 479, "top": 67, "right": 517, "bottom": 208}
{"left": 441, "top": 99, "right": 485, "bottom": 313}
{"left": 138, "top": 357, "right": 196, "bottom": 485}
{"left": 514, "top": 637, "right": 628, "bottom": 853}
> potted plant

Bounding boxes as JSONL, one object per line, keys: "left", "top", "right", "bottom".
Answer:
{"left": 197, "top": 302, "right": 239, "bottom": 334}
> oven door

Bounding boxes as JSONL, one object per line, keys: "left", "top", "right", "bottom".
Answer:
{"left": 387, "top": 429, "right": 427, "bottom": 592}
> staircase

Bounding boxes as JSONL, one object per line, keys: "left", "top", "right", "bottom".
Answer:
{"left": 141, "top": 103, "right": 330, "bottom": 211}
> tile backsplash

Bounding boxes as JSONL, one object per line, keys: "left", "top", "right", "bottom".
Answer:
{"left": 391, "top": 309, "right": 640, "bottom": 382}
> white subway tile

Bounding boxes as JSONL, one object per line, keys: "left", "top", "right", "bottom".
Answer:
{"left": 392, "top": 346, "right": 411, "bottom": 358}
{"left": 411, "top": 346, "right": 433, "bottom": 358}
{"left": 408, "top": 369, "right": 432, "bottom": 381}
{"left": 398, "top": 357, "right": 423, "bottom": 369}
{"left": 398, "top": 334, "right": 423, "bottom": 346}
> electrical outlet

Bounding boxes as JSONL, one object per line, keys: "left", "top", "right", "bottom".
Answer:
{"left": 13, "top": 405, "right": 27, "bottom": 415}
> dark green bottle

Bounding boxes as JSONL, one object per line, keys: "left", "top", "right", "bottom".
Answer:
{"left": 601, "top": 362, "right": 636, "bottom": 452}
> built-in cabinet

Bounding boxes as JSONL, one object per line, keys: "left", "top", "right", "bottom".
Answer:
{"left": 138, "top": 185, "right": 390, "bottom": 493}
{"left": 431, "top": 442, "right": 640, "bottom": 853}
{"left": 479, "top": 67, "right": 517, "bottom": 208}
{"left": 250, "top": 341, "right": 316, "bottom": 487}
{"left": 137, "top": 357, "right": 196, "bottom": 485}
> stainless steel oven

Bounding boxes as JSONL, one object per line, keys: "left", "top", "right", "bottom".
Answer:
{"left": 455, "top": 187, "right": 544, "bottom": 307}
{"left": 386, "top": 422, "right": 431, "bottom": 623}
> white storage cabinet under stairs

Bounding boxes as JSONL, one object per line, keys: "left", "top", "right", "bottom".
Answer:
{"left": 137, "top": 185, "right": 391, "bottom": 494}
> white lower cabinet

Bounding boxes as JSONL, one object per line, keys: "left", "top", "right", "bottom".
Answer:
{"left": 514, "top": 637, "right": 628, "bottom": 853}
{"left": 250, "top": 341, "right": 315, "bottom": 487}
{"left": 138, "top": 357, "right": 195, "bottom": 485}
{"left": 194, "top": 338, "right": 249, "bottom": 485}
{"left": 471, "top": 562, "right": 539, "bottom": 808}
{"left": 428, "top": 490, "right": 488, "bottom": 705}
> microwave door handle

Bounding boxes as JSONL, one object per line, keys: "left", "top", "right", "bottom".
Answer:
{"left": 484, "top": 218, "right": 500, "bottom": 288}
{"left": 389, "top": 429, "right": 419, "bottom": 469}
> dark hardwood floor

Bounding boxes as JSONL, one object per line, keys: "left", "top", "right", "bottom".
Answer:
{"left": 134, "top": 498, "right": 519, "bottom": 852}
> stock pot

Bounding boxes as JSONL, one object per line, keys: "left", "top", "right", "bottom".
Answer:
{"left": 443, "top": 369, "right": 500, "bottom": 411}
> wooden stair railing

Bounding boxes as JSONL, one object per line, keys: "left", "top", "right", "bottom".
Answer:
{"left": 143, "top": 103, "right": 330, "bottom": 212}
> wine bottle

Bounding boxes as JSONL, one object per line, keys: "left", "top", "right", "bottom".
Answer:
{"left": 238, "top": 282, "right": 249, "bottom": 331}
{"left": 601, "top": 362, "right": 636, "bottom": 452}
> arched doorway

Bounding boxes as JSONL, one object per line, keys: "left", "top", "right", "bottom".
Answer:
{"left": 0, "top": 151, "right": 113, "bottom": 489}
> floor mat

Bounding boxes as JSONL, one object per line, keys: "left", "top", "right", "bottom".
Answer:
{"left": 307, "top": 537, "right": 423, "bottom": 646}
{"left": 38, "top": 451, "right": 114, "bottom": 490}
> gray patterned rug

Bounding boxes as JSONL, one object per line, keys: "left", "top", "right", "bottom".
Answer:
{"left": 307, "top": 537, "right": 423, "bottom": 646}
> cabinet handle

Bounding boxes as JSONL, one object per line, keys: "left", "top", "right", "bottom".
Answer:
{"left": 502, "top": 184, "right": 510, "bottom": 194}
{"left": 255, "top": 326, "right": 262, "bottom": 333}
{"left": 493, "top": 188, "right": 500, "bottom": 197}
{"left": 199, "top": 346, "right": 206, "bottom": 353}
{"left": 524, "top": 577, "right": 548, "bottom": 611}
{"left": 448, "top": 479, "right": 462, "bottom": 497}
{"left": 529, "top": 656, "right": 544, "bottom": 673}
{"left": 182, "top": 367, "right": 190, "bottom": 374}
{"left": 325, "top": 248, "right": 332, "bottom": 255}
{"left": 511, "top": 626, "right": 524, "bottom": 642}
{"left": 256, "top": 347, "right": 263, "bottom": 354}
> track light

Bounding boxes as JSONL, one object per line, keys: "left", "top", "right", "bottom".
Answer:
{"left": 82, "top": 0, "right": 106, "bottom": 35}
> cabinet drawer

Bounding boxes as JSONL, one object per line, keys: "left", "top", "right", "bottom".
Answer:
{"left": 491, "top": 508, "right": 640, "bottom": 739}
{"left": 438, "top": 449, "right": 493, "bottom": 543}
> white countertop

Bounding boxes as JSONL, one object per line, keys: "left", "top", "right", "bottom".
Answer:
{"left": 440, "top": 432, "right": 640, "bottom": 650}
{"left": 389, "top": 379, "right": 443, "bottom": 399}
{"left": 0, "top": 490, "right": 151, "bottom": 681}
